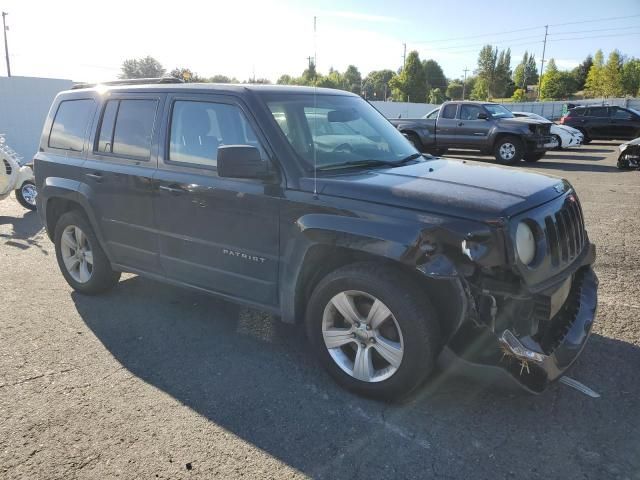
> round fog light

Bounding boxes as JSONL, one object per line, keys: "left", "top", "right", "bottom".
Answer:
{"left": 516, "top": 222, "right": 536, "bottom": 265}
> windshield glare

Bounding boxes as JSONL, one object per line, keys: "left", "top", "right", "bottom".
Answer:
{"left": 265, "top": 94, "right": 417, "bottom": 169}
{"left": 484, "top": 104, "right": 514, "bottom": 119}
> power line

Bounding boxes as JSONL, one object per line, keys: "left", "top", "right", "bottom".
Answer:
{"left": 548, "top": 31, "right": 640, "bottom": 42}
{"left": 548, "top": 13, "right": 640, "bottom": 27}
{"left": 550, "top": 25, "right": 639, "bottom": 36}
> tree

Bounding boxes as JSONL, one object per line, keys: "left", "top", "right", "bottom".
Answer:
{"left": 572, "top": 55, "right": 593, "bottom": 91}
{"left": 446, "top": 81, "right": 464, "bottom": 100}
{"left": 539, "top": 59, "right": 576, "bottom": 99}
{"left": 470, "top": 77, "right": 489, "bottom": 100}
{"left": 602, "top": 50, "right": 624, "bottom": 97}
{"left": 210, "top": 75, "right": 237, "bottom": 83}
{"left": 342, "top": 65, "right": 362, "bottom": 94}
{"left": 494, "top": 48, "right": 512, "bottom": 97}
{"left": 475, "top": 45, "right": 497, "bottom": 98}
{"left": 276, "top": 74, "right": 294, "bottom": 85}
{"left": 513, "top": 51, "right": 538, "bottom": 88}
{"left": 511, "top": 88, "right": 527, "bottom": 102}
{"left": 463, "top": 76, "right": 476, "bottom": 100}
{"left": 621, "top": 58, "right": 640, "bottom": 96}
{"left": 585, "top": 50, "right": 605, "bottom": 97}
{"left": 169, "top": 67, "right": 204, "bottom": 83}
{"left": 428, "top": 88, "right": 445, "bottom": 104}
{"left": 390, "top": 51, "right": 428, "bottom": 102}
{"left": 362, "top": 69, "right": 396, "bottom": 100}
{"left": 119, "top": 56, "right": 165, "bottom": 79}
{"left": 422, "top": 59, "right": 447, "bottom": 90}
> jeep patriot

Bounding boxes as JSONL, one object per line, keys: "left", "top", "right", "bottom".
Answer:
{"left": 35, "top": 80, "right": 598, "bottom": 399}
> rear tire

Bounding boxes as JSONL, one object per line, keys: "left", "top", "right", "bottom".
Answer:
{"left": 15, "top": 181, "right": 37, "bottom": 210}
{"left": 306, "top": 262, "right": 441, "bottom": 401}
{"left": 577, "top": 129, "right": 591, "bottom": 144}
{"left": 494, "top": 136, "right": 523, "bottom": 165}
{"left": 405, "top": 132, "right": 423, "bottom": 152}
{"left": 54, "top": 210, "right": 120, "bottom": 295}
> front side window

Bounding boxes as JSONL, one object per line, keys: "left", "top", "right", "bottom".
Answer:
{"left": 610, "top": 108, "right": 633, "bottom": 120}
{"left": 441, "top": 104, "right": 457, "bottom": 119}
{"left": 459, "top": 104, "right": 484, "bottom": 120}
{"left": 484, "top": 104, "right": 514, "bottom": 119}
{"left": 169, "top": 100, "right": 265, "bottom": 167}
{"left": 96, "top": 99, "right": 158, "bottom": 159}
{"left": 49, "top": 99, "right": 96, "bottom": 151}
{"left": 586, "top": 107, "right": 608, "bottom": 117}
{"left": 265, "top": 94, "right": 417, "bottom": 169}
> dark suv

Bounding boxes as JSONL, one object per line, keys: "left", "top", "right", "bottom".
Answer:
{"left": 35, "top": 81, "right": 598, "bottom": 400}
{"left": 560, "top": 105, "right": 640, "bottom": 143}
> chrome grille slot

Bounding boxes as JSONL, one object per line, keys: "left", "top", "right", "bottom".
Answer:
{"left": 543, "top": 195, "right": 586, "bottom": 270}
{"left": 545, "top": 217, "right": 560, "bottom": 266}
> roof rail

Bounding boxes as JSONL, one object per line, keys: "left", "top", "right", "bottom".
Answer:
{"left": 72, "top": 77, "right": 184, "bottom": 90}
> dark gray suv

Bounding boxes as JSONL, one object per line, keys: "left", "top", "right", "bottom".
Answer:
{"left": 35, "top": 81, "right": 598, "bottom": 400}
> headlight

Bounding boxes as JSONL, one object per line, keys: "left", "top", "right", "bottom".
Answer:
{"left": 515, "top": 222, "right": 536, "bottom": 265}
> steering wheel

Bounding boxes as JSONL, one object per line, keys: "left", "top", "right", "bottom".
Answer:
{"left": 332, "top": 142, "right": 353, "bottom": 153}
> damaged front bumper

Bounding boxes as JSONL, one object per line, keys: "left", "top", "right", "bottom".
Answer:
{"left": 440, "top": 245, "right": 598, "bottom": 394}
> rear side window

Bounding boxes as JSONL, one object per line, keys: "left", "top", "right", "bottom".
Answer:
{"left": 168, "top": 100, "right": 265, "bottom": 168}
{"left": 585, "top": 107, "right": 608, "bottom": 117}
{"left": 441, "top": 104, "right": 457, "bottom": 119}
{"left": 96, "top": 99, "right": 158, "bottom": 160}
{"left": 49, "top": 99, "right": 96, "bottom": 151}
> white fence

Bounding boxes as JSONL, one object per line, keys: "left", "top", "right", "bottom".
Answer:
{"left": 374, "top": 98, "right": 640, "bottom": 121}
{"left": 0, "top": 76, "right": 73, "bottom": 161}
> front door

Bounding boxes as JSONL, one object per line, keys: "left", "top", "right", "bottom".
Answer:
{"left": 608, "top": 107, "right": 639, "bottom": 139}
{"left": 82, "top": 93, "right": 164, "bottom": 274}
{"left": 153, "top": 95, "right": 281, "bottom": 307}
{"left": 456, "top": 104, "right": 492, "bottom": 146}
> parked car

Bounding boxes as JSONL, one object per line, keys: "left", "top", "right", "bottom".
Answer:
{"left": 0, "top": 134, "right": 37, "bottom": 210}
{"left": 560, "top": 105, "right": 640, "bottom": 143}
{"left": 617, "top": 137, "right": 640, "bottom": 169}
{"left": 390, "top": 101, "right": 556, "bottom": 164}
{"left": 512, "top": 111, "right": 583, "bottom": 149}
{"left": 35, "top": 81, "right": 598, "bottom": 400}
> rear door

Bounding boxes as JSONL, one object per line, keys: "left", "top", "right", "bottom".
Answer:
{"left": 608, "top": 107, "right": 640, "bottom": 139}
{"left": 82, "top": 93, "right": 164, "bottom": 274}
{"left": 455, "top": 104, "right": 492, "bottom": 146}
{"left": 153, "top": 94, "right": 280, "bottom": 307}
{"left": 435, "top": 103, "right": 459, "bottom": 146}
{"left": 584, "top": 107, "right": 609, "bottom": 138}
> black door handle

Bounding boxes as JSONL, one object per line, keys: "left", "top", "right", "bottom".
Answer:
{"left": 457, "top": 122, "right": 464, "bottom": 126}
{"left": 159, "top": 185, "right": 185, "bottom": 195}
{"left": 85, "top": 173, "right": 103, "bottom": 182}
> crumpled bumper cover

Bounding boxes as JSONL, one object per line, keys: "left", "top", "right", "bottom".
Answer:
{"left": 439, "top": 266, "right": 598, "bottom": 394}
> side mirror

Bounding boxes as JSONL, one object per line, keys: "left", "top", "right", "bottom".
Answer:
{"left": 477, "top": 112, "right": 489, "bottom": 120}
{"left": 217, "top": 145, "right": 271, "bottom": 179}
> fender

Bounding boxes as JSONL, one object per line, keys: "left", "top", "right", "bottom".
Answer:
{"left": 40, "top": 177, "right": 112, "bottom": 261}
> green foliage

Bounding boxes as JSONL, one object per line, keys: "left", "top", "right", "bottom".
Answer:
{"left": 362, "top": 69, "right": 396, "bottom": 99}
{"left": 585, "top": 50, "right": 605, "bottom": 97}
{"left": 276, "top": 74, "right": 294, "bottom": 85}
{"left": 463, "top": 76, "right": 476, "bottom": 100}
{"left": 494, "top": 48, "right": 512, "bottom": 97}
{"left": 169, "top": 67, "right": 205, "bottom": 83}
{"left": 428, "top": 88, "right": 445, "bottom": 104}
{"left": 511, "top": 88, "right": 527, "bottom": 102}
{"left": 470, "top": 77, "right": 489, "bottom": 100}
{"left": 475, "top": 45, "right": 511, "bottom": 98}
{"left": 120, "top": 56, "right": 165, "bottom": 79}
{"left": 602, "top": 50, "right": 624, "bottom": 97}
{"left": 389, "top": 51, "right": 428, "bottom": 102}
{"left": 540, "top": 59, "right": 577, "bottom": 100}
{"left": 572, "top": 55, "right": 592, "bottom": 91}
{"left": 342, "top": 65, "right": 363, "bottom": 94}
{"left": 621, "top": 58, "right": 640, "bottom": 96}
{"left": 446, "top": 81, "right": 464, "bottom": 100}
{"left": 513, "top": 51, "right": 538, "bottom": 88}
{"left": 422, "top": 60, "right": 447, "bottom": 90}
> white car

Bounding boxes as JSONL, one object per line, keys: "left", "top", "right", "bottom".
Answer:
{"left": 512, "top": 111, "right": 583, "bottom": 149}
{"left": 0, "top": 135, "right": 37, "bottom": 210}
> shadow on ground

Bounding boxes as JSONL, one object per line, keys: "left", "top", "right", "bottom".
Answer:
{"left": 72, "top": 276, "right": 640, "bottom": 479}
{"left": 0, "top": 210, "right": 48, "bottom": 254}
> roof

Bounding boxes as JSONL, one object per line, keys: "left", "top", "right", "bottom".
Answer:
{"left": 66, "top": 82, "right": 357, "bottom": 97}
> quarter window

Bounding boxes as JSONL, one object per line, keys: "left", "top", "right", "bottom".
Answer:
{"left": 441, "top": 104, "right": 457, "bottom": 119}
{"left": 169, "top": 100, "right": 265, "bottom": 168}
{"left": 96, "top": 99, "right": 158, "bottom": 159}
{"left": 49, "top": 99, "right": 96, "bottom": 151}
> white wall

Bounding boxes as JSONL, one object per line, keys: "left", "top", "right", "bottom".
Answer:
{"left": 0, "top": 76, "right": 73, "bottom": 161}
{"left": 370, "top": 101, "right": 437, "bottom": 119}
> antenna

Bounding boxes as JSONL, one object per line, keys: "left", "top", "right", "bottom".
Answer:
{"left": 313, "top": 15, "right": 318, "bottom": 199}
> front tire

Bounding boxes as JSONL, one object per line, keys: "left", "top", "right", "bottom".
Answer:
{"left": 405, "top": 132, "right": 423, "bottom": 152}
{"left": 15, "top": 181, "right": 37, "bottom": 210}
{"left": 494, "top": 136, "right": 523, "bottom": 165}
{"left": 577, "top": 129, "right": 591, "bottom": 144}
{"left": 552, "top": 134, "right": 562, "bottom": 150}
{"left": 306, "top": 262, "right": 441, "bottom": 401}
{"left": 54, "top": 210, "right": 120, "bottom": 294}
{"left": 524, "top": 152, "right": 545, "bottom": 162}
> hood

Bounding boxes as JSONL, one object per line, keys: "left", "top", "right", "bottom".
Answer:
{"left": 497, "top": 117, "right": 550, "bottom": 127}
{"left": 303, "top": 158, "right": 568, "bottom": 222}
{"left": 623, "top": 137, "right": 640, "bottom": 146}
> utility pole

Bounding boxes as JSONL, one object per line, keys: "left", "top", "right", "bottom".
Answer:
{"left": 402, "top": 43, "right": 407, "bottom": 69}
{"left": 2, "top": 12, "right": 10, "bottom": 77}
{"left": 462, "top": 67, "right": 469, "bottom": 99}
{"left": 537, "top": 25, "right": 548, "bottom": 100}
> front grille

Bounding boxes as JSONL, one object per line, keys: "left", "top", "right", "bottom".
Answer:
{"left": 3, "top": 159, "right": 11, "bottom": 175}
{"left": 543, "top": 195, "right": 586, "bottom": 267}
{"left": 534, "top": 124, "right": 551, "bottom": 136}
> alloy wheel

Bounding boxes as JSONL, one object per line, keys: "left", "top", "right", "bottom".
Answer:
{"left": 322, "top": 290, "right": 404, "bottom": 382}
{"left": 499, "top": 142, "right": 516, "bottom": 160}
{"left": 21, "top": 183, "right": 37, "bottom": 206}
{"left": 60, "top": 225, "right": 94, "bottom": 283}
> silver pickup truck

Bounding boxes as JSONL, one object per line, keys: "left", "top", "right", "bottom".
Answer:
{"left": 390, "top": 101, "right": 557, "bottom": 164}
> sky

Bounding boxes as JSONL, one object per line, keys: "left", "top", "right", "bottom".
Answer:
{"left": 0, "top": 0, "right": 639, "bottom": 83}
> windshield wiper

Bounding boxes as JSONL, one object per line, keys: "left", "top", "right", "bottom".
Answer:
{"left": 397, "top": 153, "right": 423, "bottom": 164}
{"left": 316, "top": 159, "right": 398, "bottom": 171}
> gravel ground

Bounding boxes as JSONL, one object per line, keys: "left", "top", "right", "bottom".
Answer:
{"left": 1, "top": 142, "right": 639, "bottom": 480}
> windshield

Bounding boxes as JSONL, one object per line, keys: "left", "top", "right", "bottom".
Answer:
{"left": 265, "top": 94, "right": 417, "bottom": 170}
{"left": 629, "top": 108, "right": 640, "bottom": 117}
{"left": 484, "top": 104, "right": 514, "bottom": 119}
